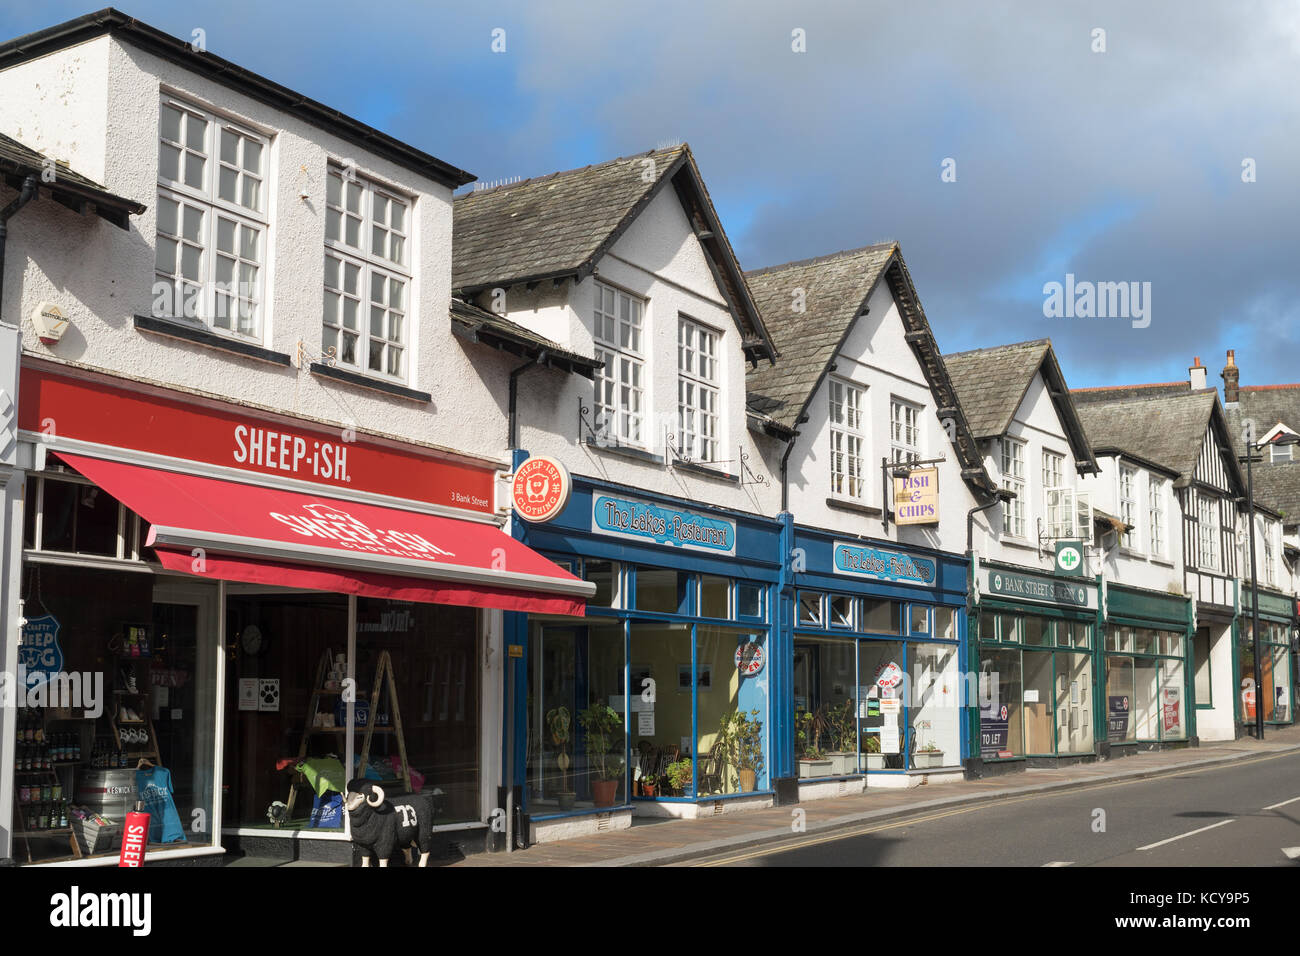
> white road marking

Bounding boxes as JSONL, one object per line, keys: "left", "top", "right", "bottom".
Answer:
{"left": 1042, "top": 861, "right": 1074, "bottom": 867}
{"left": 1136, "top": 819, "right": 1234, "bottom": 851}
{"left": 1263, "top": 795, "right": 1300, "bottom": 810}
{"left": 1282, "top": 847, "right": 1300, "bottom": 860}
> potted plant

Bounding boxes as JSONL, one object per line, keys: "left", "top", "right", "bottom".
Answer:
{"left": 795, "top": 707, "right": 833, "bottom": 779}
{"left": 913, "top": 739, "right": 945, "bottom": 770}
{"left": 579, "top": 704, "right": 626, "bottom": 806}
{"left": 718, "top": 709, "right": 765, "bottom": 792}
{"left": 665, "top": 758, "right": 693, "bottom": 796}
{"left": 545, "top": 706, "right": 576, "bottom": 810}
{"left": 825, "top": 700, "right": 857, "bottom": 775}
{"left": 640, "top": 773, "right": 658, "bottom": 797}
{"left": 863, "top": 733, "right": 885, "bottom": 771}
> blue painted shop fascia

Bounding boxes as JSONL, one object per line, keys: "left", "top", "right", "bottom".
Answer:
{"left": 790, "top": 524, "right": 968, "bottom": 607}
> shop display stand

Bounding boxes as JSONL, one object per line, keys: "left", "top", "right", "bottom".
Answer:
{"left": 283, "top": 650, "right": 411, "bottom": 822}
{"left": 13, "top": 766, "right": 81, "bottom": 864}
{"left": 111, "top": 658, "right": 162, "bottom": 769}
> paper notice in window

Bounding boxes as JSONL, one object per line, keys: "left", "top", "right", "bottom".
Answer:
{"left": 638, "top": 711, "right": 655, "bottom": 736}
{"left": 880, "top": 727, "right": 900, "bottom": 754}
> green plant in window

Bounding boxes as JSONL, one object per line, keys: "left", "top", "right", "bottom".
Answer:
{"left": 917, "top": 740, "right": 942, "bottom": 753}
{"left": 794, "top": 707, "right": 827, "bottom": 759}
{"left": 827, "top": 700, "right": 856, "bottom": 753}
{"left": 718, "top": 709, "right": 765, "bottom": 776}
{"left": 546, "top": 706, "right": 574, "bottom": 795}
{"left": 863, "top": 734, "right": 882, "bottom": 754}
{"left": 666, "top": 758, "right": 693, "bottom": 793}
{"left": 578, "top": 704, "right": 626, "bottom": 781}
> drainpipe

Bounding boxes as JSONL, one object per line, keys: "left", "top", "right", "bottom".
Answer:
{"left": 1, "top": 175, "right": 39, "bottom": 323}
{"left": 507, "top": 352, "right": 547, "bottom": 451}
{"left": 779, "top": 416, "right": 807, "bottom": 512}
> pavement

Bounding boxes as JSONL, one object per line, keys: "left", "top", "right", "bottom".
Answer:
{"left": 449, "top": 725, "right": 1300, "bottom": 867}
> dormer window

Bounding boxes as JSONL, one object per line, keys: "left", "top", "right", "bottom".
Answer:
{"left": 890, "top": 398, "right": 921, "bottom": 464}
{"left": 1118, "top": 464, "right": 1138, "bottom": 549}
{"left": 155, "top": 95, "right": 267, "bottom": 339}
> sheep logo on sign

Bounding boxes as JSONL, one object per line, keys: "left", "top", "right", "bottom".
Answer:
{"left": 20, "top": 615, "right": 63, "bottom": 691}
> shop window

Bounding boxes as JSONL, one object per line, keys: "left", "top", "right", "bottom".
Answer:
{"left": 979, "top": 648, "right": 1023, "bottom": 759}
{"left": 1160, "top": 632, "right": 1184, "bottom": 658}
{"left": 1105, "top": 656, "right": 1136, "bottom": 742}
{"left": 528, "top": 622, "right": 626, "bottom": 812}
{"left": 1159, "top": 659, "right": 1186, "bottom": 739}
{"left": 1192, "top": 628, "right": 1212, "bottom": 706}
{"left": 1056, "top": 652, "right": 1094, "bottom": 753}
{"left": 1023, "top": 616, "right": 1050, "bottom": 646}
{"left": 637, "top": 568, "right": 689, "bottom": 614}
{"left": 907, "top": 642, "right": 960, "bottom": 767}
{"left": 14, "top": 565, "right": 218, "bottom": 863}
{"left": 829, "top": 594, "right": 854, "bottom": 629}
{"left": 700, "top": 575, "right": 730, "bottom": 619}
{"left": 996, "top": 613, "right": 1022, "bottom": 643}
{"left": 31, "top": 476, "right": 129, "bottom": 558}
{"left": 909, "top": 605, "right": 929, "bottom": 635}
{"left": 735, "top": 583, "right": 763, "bottom": 620}
{"left": 1023, "top": 650, "right": 1055, "bottom": 753}
{"left": 630, "top": 623, "right": 694, "bottom": 796}
{"left": 798, "top": 591, "right": 824, "bottom": 627}
{"left": 934, "top": 607, "right": 957, "bottom": 640}
{"left": 583, "top": 560, "right": 619, "bottom": 608}
{"left": 1269, "top": 644, "right": 1292, "bottom": 723}
{"left": 1132, "top": 659, "right": 1160, "bottom": 739}
{"left": 793, "top": 638, "right": 858, "bottom": 775}
{"left": 697, "top": 627, "right": 768, "bottom": 795}
{"left": 862, "top": 599, "right": 901, "bottom": 635}
{"left": 860, "top": 641, "right": 907, "bottom": 769}
{"left": 1135, "top": 629, "right": 1158, "bottom": 655}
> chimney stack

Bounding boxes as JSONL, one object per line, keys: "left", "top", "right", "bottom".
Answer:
{"left": 1222, "top": 350, "right": 1239, "bottom": 404}
{"left": 1189, "top": 356, "right": 1207, "bottom": 390}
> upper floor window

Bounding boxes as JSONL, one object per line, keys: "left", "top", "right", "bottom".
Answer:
{"left": 1263, "top": 524, "right": 1277, "bottom": 586}
{"left": 829, "top": 379, "right": 865, "bottom": 499}
{"left": 1197, "top": 493, "right": 1219, "bottom": 571}
{"left": 678, "top": 317, "right": 719, "bottom": 462}
{"left": 1271, "top": 442, "right": 1293, "bottom": 463}
{"left": 1042, "top": 450, "right": 1066, "bottom": 535}
{"left": 324, "top": 165, "right": 411, "bottom": 380}
{"left": 1148, "top": 476, "right": 1166, "bottom": 557}
{"left": 890, "top": 398, "right": 921, "bottom": 463}
{"left": 592, "top": 282, "right": 645, "bottom": 445}
{"left": 1000, "top": 437, "right": 1026, "bottom": 537}
{"left": 1118, "top": 464, "right": 1138, "bottom": 549}
{"left": 156, "top": 96, "right": 267, "bottom": 339}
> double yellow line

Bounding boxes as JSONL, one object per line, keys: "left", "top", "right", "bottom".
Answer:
{"left": 687, "top": 750, "right": 1295, "bottom": 866}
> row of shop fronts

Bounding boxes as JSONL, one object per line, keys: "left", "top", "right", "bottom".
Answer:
{"left": 5, "top": 367, "right": 1297, "bottom": 863}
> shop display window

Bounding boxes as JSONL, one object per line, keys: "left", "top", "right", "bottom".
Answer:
{"left": 629, "top": 622, "right": 694, "bottom": 797}
{"left": 1105, "top": 656, "right": 1136, "bottom": 742}
{"left": 793, "top": 638, "right": 858, "bottom": 774}
{"left": 907, "top": 642, "right": 960, "bottom": 765}
{"left": 697, "top": 626, "right": 768, "bottom": 795}
{"left": 735, "top": 583, "right": 763, "bottom": 620}
{"left": 636, "top": 568, "right": 689, "bottom": 614}
{"left": 979, "top": 648, "right": 1023, "bottom": 759}
{"left": 862, "top": 599, "right": 901, "bottom": 635}
{"left": 700, "top": 575, "right": 730, "bottom": 619}
{"left": 859, "top": 640, "right": 907, "bottom": 769}
{"left": 583, "top": 560, "right": 620, "bottom": 608}
{"left": 24, "top": 473, "right": 141, "bottom": 559}
{"left": 13, "top": 565, "right": 217, "bottom": 864}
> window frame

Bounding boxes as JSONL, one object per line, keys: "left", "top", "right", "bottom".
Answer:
{"left": 592, "top": 280, "right": 647, "bottom": 447}
{"left": 829, "top": 378, "right": 866, "bottom": 500}
{"left": 1148, "top": 475, "right": 1166, "bottom": 557}
{"left": 156, "top": 94, "right": 269, "bottom": 341}
{"left": 323, "top": 164, "right": 413, "bottom": 383}
{"left": 1000, "top": 437, "right": 1027, "bottom": 538}
{"left": 1118, "top": 464, "right": 1139, "bottom": 550}
{"left": 1197, "top": 492, "right": 1219, "bottom": 571}
{"left": 677, "top": 316, "right": 721, "bottom": 463}
{"left": 889, "top": 396, "right": 922, "bottom": 464}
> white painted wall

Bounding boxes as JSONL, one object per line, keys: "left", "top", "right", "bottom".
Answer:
{"left": 1196, "top": 619, "right": 1237, "bottom": 741}
{"left": 504, "top": 186, "right": 781, "bottom": 516}
{"left": 0, "top": 36, "right": 506, "bottom": 469}
{"left": 783, "top": 279, "right": 976, "bottom": 553}
{"left": 1080, "top": 455, "right": 1183, "bottom": 594}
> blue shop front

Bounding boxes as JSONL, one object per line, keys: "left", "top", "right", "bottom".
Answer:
{"left": 504, "top": 464, "right": 785, "bottom": 831}
{"left": 783, "top": 527, "right": 970, "bottom": 788}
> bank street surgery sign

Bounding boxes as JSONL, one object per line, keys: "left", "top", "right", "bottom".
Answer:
{"left": 592, "top": 495, "right": 736, "bottom": 556}
{"left": 983, "top": 568, "right": 1095, "bottom": 609}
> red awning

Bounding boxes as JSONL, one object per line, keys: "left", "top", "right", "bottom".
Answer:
{"left": 53, "top": 452, "right": 592, "bottom": 616}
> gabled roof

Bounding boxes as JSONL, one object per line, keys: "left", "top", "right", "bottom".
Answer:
{"left": 1225, "top": 385, "right": 1300, "bottom": 457}
{"left": 452, "top": 144, "right": 775, "bottom": 363}
{"left": 449, "top": 298, "right": 602, "bottom": 379}
{"left": 1072, "top": 386, "right": 1243, "bottom": 492}
{"left": 1, "top": 131, "right": 144, "bottom": 229}
{"left": 0, "top": 9, "right": 473, "bottom": 189}
{"left": 743, "top": 243, "right": 996, "bottom": 494}
{"left": 1247, "top": 463, "right": 1300, "bottom": 526}
{"left": 943, "top": 339, "right": 1098, "bottom": 473}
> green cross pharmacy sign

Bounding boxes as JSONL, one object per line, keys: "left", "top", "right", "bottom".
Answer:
{"left": 1054, "top": 540, "right": 1085, "bottom": 576}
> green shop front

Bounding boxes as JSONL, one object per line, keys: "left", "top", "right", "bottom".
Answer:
{"left": 1103, "top": 584, "right": 1194, "bottom": 754}
{"left": 971, "top": 561, "right": 1102, "bottom": 771}
{"left": 1238, "top": 587, "right": 1296, "bottom": 731}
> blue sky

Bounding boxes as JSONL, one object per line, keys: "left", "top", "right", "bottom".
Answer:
{"left": 3, "top": 0, "right": 1299, "bottom": 393}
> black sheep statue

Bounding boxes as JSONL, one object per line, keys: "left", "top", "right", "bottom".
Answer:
{"left": 344, "top": 779, "right": 434, "bottom": 867}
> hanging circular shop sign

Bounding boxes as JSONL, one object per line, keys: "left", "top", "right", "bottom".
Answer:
{"left": 875, "top": 661, "right": 903, "bottom": 689}
{"left": 511, "top": 456, "right": 571, "bottom": 523}
{"left": 735, "top": 641, "right": 765, "bottom": 676}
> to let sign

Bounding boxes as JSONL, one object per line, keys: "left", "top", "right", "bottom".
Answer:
{"left": 893, "top": 467, "right": 938, "bottom": 525}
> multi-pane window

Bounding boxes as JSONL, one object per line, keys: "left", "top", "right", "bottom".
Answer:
{"left": 890, "top": 398, "right": 921, "bottom": 463}
{"left": 1000, "top": 438, "right": 1026, "bottom": 537}
{"left": 1197, "top": 493, "right": 1219, "bottom": 570}
{"left": 1148, "top": 477, "right": 1166, "bottom": 556}
{"left": 156, "top": 97, "right": 267, "bottom": 338}
{"left": 829, "top": 379, "right": 865, "bottom": 498}
{"left": 1263, "top": 521, "right": 1277, "bottom": 586}
{"left": 592, "top": 282, "right": 645, "bottom": 445}
{"left": 678, "top": 318, "right": 719, "bottom": 462}
{"left": 1270, "top": 442, "right": 1293, "bottom": 463}
{"left": 1042, "top": 450, "right": 1066, "bottom": 535}
{"left": 1119, "top": 465, "right": 1138, "bottom": 549}
{"left": 324, "top": 165, "right": 410, "bottom": 379}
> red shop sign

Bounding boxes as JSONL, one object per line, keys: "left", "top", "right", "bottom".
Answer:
{"left": 511, "top": 456, "right": 571, "bottom": 523}
{"left": 19, "top": 368, "right": 496, "bottom": 512}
